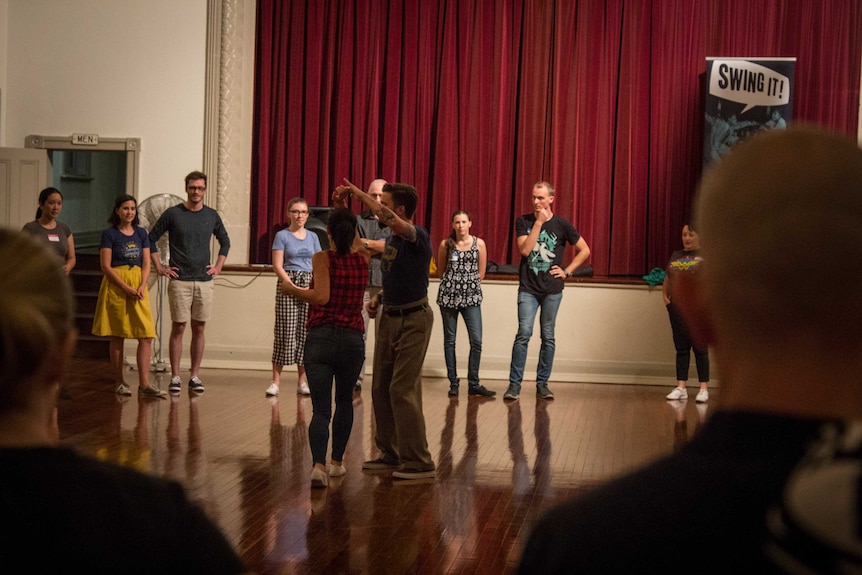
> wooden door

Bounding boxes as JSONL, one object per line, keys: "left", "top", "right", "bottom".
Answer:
{"left": 0, "top": 147, "right": 50, "bottom": 228}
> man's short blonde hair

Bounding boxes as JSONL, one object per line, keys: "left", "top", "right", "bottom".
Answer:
{"left": 533, "top": 181, "right": 555, "bottom": 196}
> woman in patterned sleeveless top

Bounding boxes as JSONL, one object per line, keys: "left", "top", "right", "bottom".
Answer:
{"left": 435, "top": 211, "right": 495, "bottom": 397}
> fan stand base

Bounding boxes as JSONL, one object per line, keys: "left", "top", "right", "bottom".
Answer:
{"left": 126, "top": 362, "right": 169, "bottom": 372}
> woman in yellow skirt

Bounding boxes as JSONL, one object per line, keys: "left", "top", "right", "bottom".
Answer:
{"left": 92, "top": 195, "right": 165, "bottom": 398}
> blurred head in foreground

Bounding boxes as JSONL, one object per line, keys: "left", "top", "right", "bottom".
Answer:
{"left": 0, "top": 229, "right": 75, "bottom": 431}
{"left": 685, "top": 126, "right": 862, "bottom": 417}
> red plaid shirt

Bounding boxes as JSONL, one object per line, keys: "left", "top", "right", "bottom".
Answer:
{"left": 307, "top": 250, "right": 368, "bottom": 332}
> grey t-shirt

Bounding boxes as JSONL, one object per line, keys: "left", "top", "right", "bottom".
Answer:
{"left": 356, "top": 210, "right": 392, "bottom": 288}
{"left": 22, "top": 220, "right": 73, "bottom": 261}
{"left": 148, "top": 204, "right": 230, "bottom": 282}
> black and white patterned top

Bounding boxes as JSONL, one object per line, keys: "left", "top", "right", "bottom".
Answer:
{"left": 436, "top": 236, "right": 483, "bottom": 309}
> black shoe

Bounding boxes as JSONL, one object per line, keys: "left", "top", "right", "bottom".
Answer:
{"left": 503, "top": 385, "right": 520, "bottom": 400}
{"left": 188, "top": 376, "right": 205, "bottom": 393}
{"left": 448, "top": 385, "right": 458, "bottom": 397}
{"left": 468, "top": 385, "right": 496, "bottom": 397}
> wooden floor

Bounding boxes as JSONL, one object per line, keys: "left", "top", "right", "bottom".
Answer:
{"left": 58, "top": 359, "right": 711, "bottom": 574}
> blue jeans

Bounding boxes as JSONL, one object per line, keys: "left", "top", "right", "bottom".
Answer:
{"left": 304, "top": 325, "right": 365, "bottom": 465}
{"left": 439, "top": 305, "right": 483, "bottom": 388}
{"left": 508, "top": 291, "right": 563, "bottom": 391}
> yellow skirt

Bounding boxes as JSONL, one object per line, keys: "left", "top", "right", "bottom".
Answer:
{"left": 91, "top": 266, "right": 156, "bottom": 339}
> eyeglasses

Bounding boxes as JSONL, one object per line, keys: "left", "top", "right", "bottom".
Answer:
{"left": 289, "top": 210, "right": 309, "bottom": 215}
{"left": 187, "top": 186, "right": 207, "bottom": 192}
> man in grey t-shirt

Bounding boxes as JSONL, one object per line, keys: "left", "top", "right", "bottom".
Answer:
{"left": 354, "top": 178, "right": 391, "bottom": 392}
{"left": 149, "top": 171, "right": 230, "bottom": 394}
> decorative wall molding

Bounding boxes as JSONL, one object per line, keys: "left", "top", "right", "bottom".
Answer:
{"left": 205, "top": 0, "right": 256, "bottom": 263}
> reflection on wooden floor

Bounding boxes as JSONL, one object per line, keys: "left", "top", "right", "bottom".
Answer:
{"left": 58, "top": 359, "right": 710, "bottom": 574}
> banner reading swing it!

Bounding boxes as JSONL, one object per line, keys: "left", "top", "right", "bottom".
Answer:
{"left": 703, "top": 57, "right": 795, "bottom": 166}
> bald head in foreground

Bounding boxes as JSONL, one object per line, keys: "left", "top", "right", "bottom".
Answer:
{"left": 518, "top": 127, "right": 862, "bottom": 573}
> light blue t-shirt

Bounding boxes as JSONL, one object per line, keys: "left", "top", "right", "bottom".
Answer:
{"left": 272, "top": 228, "right": 321, "bottom": 271}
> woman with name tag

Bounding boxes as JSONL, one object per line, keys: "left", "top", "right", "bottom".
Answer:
{"left": 21, "top": 186, "right": 76, "bottom": 275}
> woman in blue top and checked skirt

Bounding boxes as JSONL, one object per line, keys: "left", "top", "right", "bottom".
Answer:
{"left": 268, "top": 197, "right": 321, "bottom": 397}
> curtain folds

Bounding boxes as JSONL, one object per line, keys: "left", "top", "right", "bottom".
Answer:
{"left": 251, "top": 0, "right": 862, "bottom": 274}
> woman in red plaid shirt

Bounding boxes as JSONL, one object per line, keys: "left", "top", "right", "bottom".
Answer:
{"left": 280, "top": 208, "right": 369, "bottom": 488}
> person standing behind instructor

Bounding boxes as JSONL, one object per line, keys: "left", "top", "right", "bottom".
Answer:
{"left": 149, "top": 171, "right": 231, "bottom": 394}
{"left": 504, "top": 181, "right": 590, "bottom": 401}
{"left": 355, "top": 178, "right": 391, "bottom": 393}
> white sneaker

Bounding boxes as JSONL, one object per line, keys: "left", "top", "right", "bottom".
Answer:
{"left": 299, "top": 380, "right": 310, "bottom": 395}
{"left": 666, "top": 387, "right": 688, "bottom": 400}
{"left": 265, "top": 382, "right": 279, "bottom": 396}
{"left": 311, "top": 467, "right": 328, "bottom": 488}
{"left": 695, "top": 389, "right": 709, "bottom": 403}
{"left": 330, "top": 464, "right": 346, "bottom": 477}
{"left": 115, "top": 383, "right": 132, "bottom": 396}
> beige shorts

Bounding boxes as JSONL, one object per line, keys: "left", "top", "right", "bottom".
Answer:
{"left": 168, "top": 280, "right": 214, "bottom": 323}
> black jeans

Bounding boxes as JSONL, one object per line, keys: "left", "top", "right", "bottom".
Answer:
{"left": 305, "top": 325, "right": 365, "bottom": 465}
{"left": 666, "top": 302, "right": 709, "bottom": 382}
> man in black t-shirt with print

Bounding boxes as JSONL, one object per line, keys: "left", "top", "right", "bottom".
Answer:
{"left": 504, "top": 181, "right": 590, "bottom": 401}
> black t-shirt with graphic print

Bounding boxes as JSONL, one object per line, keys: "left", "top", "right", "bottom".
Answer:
{"left": 515, "top": 214, "right": 581, "bottom": 296}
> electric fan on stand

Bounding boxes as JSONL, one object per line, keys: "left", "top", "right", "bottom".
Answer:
{"left": 138, "top": 193, "right": 185, "bottom": 372}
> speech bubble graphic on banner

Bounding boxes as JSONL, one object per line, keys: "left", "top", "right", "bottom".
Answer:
{"left": 709, "top": 60, "right": 790, "bottom": 114}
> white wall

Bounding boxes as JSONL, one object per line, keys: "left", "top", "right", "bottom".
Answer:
{"left": 3, "top": 0, "right": 206, "bottom": 200}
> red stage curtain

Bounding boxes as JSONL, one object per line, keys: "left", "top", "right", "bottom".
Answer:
{"left": 251, "top": 0, "right": 862, "bottom": 274}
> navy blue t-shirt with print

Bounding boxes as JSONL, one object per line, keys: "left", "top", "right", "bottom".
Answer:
{"left": 101, "top": 226, "right": 150, "bottom": 268}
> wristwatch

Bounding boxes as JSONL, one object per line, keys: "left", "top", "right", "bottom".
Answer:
{"left": 565, "top": 270, "right": 572, "bottom": 278}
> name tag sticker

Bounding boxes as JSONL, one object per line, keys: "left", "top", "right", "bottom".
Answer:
{"left": 47, "top": 234, "right": 60, "bottom": 242}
